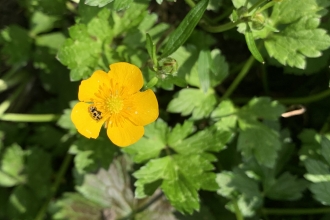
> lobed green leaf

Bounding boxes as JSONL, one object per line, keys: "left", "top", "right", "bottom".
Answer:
{"left": 167, "top": 88, "right": 217, "bottom": 120}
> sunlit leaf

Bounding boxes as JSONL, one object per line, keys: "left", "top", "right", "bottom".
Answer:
{"left": 0, "top": 144, "right": 26, "bottom": 187}
{"left": 167, "top": 88, "right": 217, "bottom": 120}
{"left": 161, "top": 0, "right": 209, "bottom": 58}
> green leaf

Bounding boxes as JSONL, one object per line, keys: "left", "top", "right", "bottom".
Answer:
{"left": 209, "top": 49, "right": 229, "bottom": 87}
{"left": 230, "top": 168, "right": 261, "bottom": 198}
{"left": 170, "top": 46, "right": 199, "bottom": 87}
{"left": 187, "top": 30, "right": 216, "bottom": 51}
{"left": 112, "top": 1, "right": 148, "bottom": 36}
{"left": 270, "top": 0, "right": 330, "bottom": 25}
{"left": 70, "top": 136, "right": 116, "bottom": 174}
{"left": 161, "top": 172, "right": 199, "bottom": 214}
{"left": 170, "top": 46, "right": 228, "bottom": 88}
{"left": 298, "top": 129, "right": 321, "bottom": 159}
{"left": 146, "top": 33, "right": 158, "bottom": 68}
{"left": 112, "top": 0, "right": 134, "bottom": 10}
{"left": 240, "top": 97, "right": 285, "bottom": 120}
{"left": 134, "top": 153, "right": 217, "bottom": 214}
{"left": 264, "top": 16, "right": 330, "bottom": 69}
{"left": 53, "top": 193, "right": 103, "bottom": 220}
{"left": 76, "top": 156, "right": 176, "bottom": 219}
{"left": 231, "top": 0, "right": 259, "bottom": 9}
{"left": 236, "top": 97, "right": 283, "bottom": 167}
{"left": 197, "top": 50, "right": 211, "bottom": 93}
{"left": 20, "top": 0, "right": 67, "bottom": 15}
{"left": 134, "top": 157, "right": 172, "bottom": 198}
{"left": 245, "top": 25, "right": 264, "bottom": 63}
{"left": 77, "top": 156, "right": 134, "bottom": 210}
{"left": 28, "top": 125, "right": 65, "bottom": 150}
{"left": 304, "top": 158, "right": 330, "bottom": 182}
{"left": 165, "top": 75, "right": 188, "bottom": 88}
{"left": 216, "top": 172, "right": 235, "bottom": 198}
{"left": 26, "top": 148, "right": 52, "bottom": 198}
{"left": 310, "top": 182, "right": 330, "bottom": 205}
{"left": 167, "top": 120, "right": 194, "bottom": 146}
{"left": 237, "top": 120, "right": 281, "bottom": 168}
{"left": 265, "top": 172, "right": 308, "bottom": 200}
{"left": 135, "top": 192, "right": 177, "bottom": 220}
{"left": 170, "top": 127, "right": 232, "bottom": 155}
{"left": 216, "top": 168, "right": 263, "bottom": 217}
{"left": 301, "top": 135, "right": 330, "bottom": 205}
{"left": 57, "top": 101, "right": 79, "bottom": 135}
{"left": 160, "top": 0, "right": 209, "bottom": 58}
{"left": 321, "top": 136, "right": 330, "bottom": 165}
{"left": 57, "top": 8, "right": 113, "bottom": 80}
{"left": 35, "top": 32, "right": 66, "bottom": 50}
{"left": 57, "top": 24, "right": 103, "bottom": 80}
{"left": 167, "top": 88, "right": 217, "bottom": 120}
{"left": 122, "top": 120, "right": 168, "bottom": 163}
{"left": 0, "top": 144, "right": 26, "bottom": 187}
{"left": 0, "top": 25, "right": 32, "bottom": 65}
{"left": 84, "top": 0, "right": 114, "bottom": 7}
{"left": 284, "top": 49, "right": 330, "bottom": 75}
{"left": 30, "top": 11, "right": 58, "bottom": 35}
{"left": 211, "top": 100, "right": 237, "bottom": 130}
{"left": 8, "top": 186, "right": 40, "bottom": 219}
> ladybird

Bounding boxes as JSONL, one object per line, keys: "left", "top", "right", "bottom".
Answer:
{"left": 88, "top": 105, "right": 102, "bottom": 121}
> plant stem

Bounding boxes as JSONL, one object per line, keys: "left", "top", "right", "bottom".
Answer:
{"left": 213, "top": 7, "right": 234, "bottom": 23}
{"left": 232, "top": 88, "right": 330, "bottom": 104}
{"left": 0, "top": 82, "right": 26, "bottom": 116}
{"left": 184, "top": 0, "right": 195, "bottom": 7}
{"left": 248, "top": 0, "right": 266, "bottom": 13}
{"left": 0, "top": 113, "right": 60, "bottom": 122}
{"left": 117, "top": 192, "right": 164, "bottom": 220}
{"left": 233, "top": 200, "right": 244, "bottom": 220}
{"left": 202, "top": 20, "right": 243, "bottom": 33}
{"left": 278, "top": 89, "right": 330, "bottom": 104}
{"left": 262, "top": 207, "right": 330, "bottom": 215}
{"left": 256, "top": 1, "right": 276, "bottom": 14}
{"left": 221, "top": 56, "right": 255, "bottom": 100}
{"left": 35, "top": 153, "right": 73, "bottom": 220}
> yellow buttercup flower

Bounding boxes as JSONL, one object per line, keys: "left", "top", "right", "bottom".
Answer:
{"left": 71, "top": 62, "right": 159, "bottom": 147}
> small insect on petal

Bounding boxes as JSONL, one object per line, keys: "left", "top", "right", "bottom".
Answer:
{"left": 88, "top": 105, "right": 103, "bottom": 121}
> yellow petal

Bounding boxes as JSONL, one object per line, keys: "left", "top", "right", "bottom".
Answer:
{"left": 124, "top": 89, "right": 159, "bottom": 126}
{"left": 108, "top": 62, "right": 143, "bottom": 95}
{"left": 78, "top": 70, "right": 110, "bottom": 102}
{"left": 107, "top": 119, "right": 144, "bottom": 147}
{"left": 71, "top": 102, "right": 106, "bottom": 139}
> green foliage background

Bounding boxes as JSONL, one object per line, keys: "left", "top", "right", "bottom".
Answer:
{"left": 1, "top": 0, "right": 330, "bottom": 219}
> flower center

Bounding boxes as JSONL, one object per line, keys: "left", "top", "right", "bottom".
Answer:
{"left": 106, "top": 96, "right": 123, "bottom": 114}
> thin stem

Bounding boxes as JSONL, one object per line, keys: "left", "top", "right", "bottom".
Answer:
{"left": 184, "top": 0, "right": 195, "bottom": 7}
{"left": 262, "top": 207, "right": 330, "bottom": 215}
{"left": 0, "top": 67, "right": 28, "bottom": 92}
{"left": 213, "top": 7, "right": 234, "bottom": 23}
{"left": 277, "top": 89, "right": 330, "bottom": 104}
{"left": 256, "top": 1, "right": 276, "bottom": 14}
{"left": 232, "top": 88, "right": 330, "bottom": 105}
{"left": 221, "top": 56, "right": 255, "bottom": 100}
{"left": 35, "top": 153, "right": 73, "bottom": 220}
{"left": 0, "top": 114, "right": 60, "bottom": 122}
{"left": 0, "top": 82, "right": 26, "bottom": 116}
{"left": 233, "top": 200, "right": 244, "bottom": 220}
{"left": 117, "top": 192, "right": 164, "bottom": 220}
{"left": 202, "top": 20, "right": 243, "bottom": 33}
{"left": 248, "top": 0, "right": 266, "bottom": 13}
